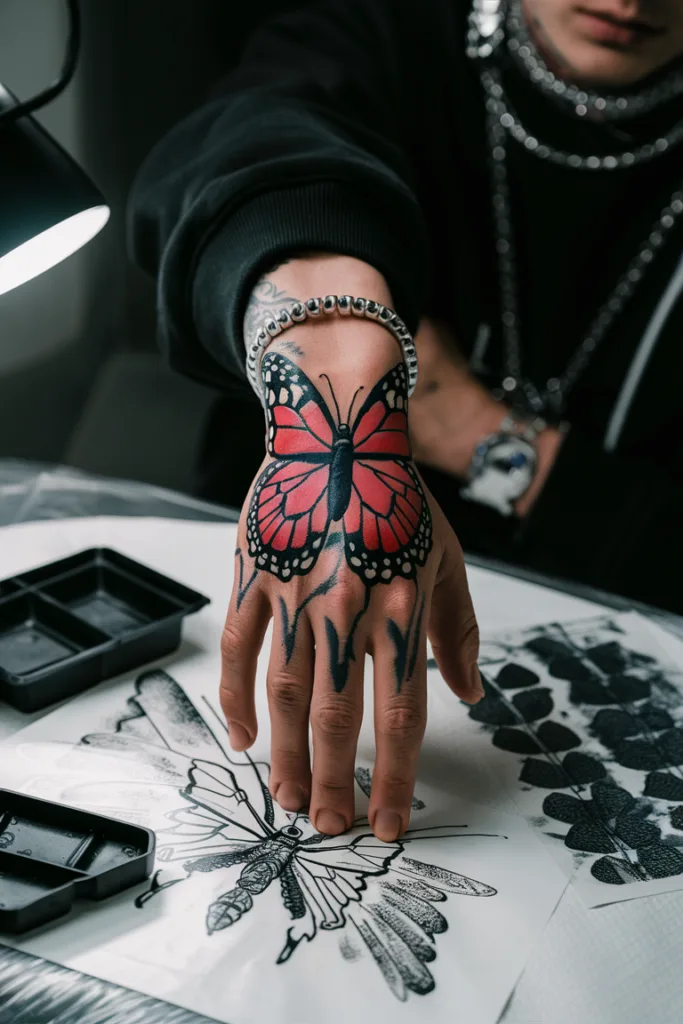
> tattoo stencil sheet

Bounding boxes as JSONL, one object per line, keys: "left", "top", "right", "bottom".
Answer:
{"left": 467, "top": 611, "right": 683, "bottom": 906}
{"left": 1, "top": 669, "right": 565, "bottom": 1024}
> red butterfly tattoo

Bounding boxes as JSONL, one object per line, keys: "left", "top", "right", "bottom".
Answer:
{"left": 246, "top": 353, "right": 432, "bottom": 584}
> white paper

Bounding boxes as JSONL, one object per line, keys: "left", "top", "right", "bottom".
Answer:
{"left": 1, "top": 666, "right": 564, "bottom": 1024}
{"left": 0, "top": 516, "right": 571, "bottom": 1024}
{"left": 454, "top": 611, "right": 683, "bottom": 907}
{"left": 5, "top": 516, "right": 683, "bottom": 1024}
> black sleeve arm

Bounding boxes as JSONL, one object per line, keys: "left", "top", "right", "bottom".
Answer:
{"left": 519, "top": 427, "right": 683, "bottom": 614}
{"left": 127, "top": 0, "right": 429, "bottom": 392}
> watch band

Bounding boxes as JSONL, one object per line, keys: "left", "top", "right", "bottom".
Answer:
{"left": 497, "top": 413, "right": 547, "bottom": 442}
{"left": 460, "top": 413, "right": 545, "bottom": 517}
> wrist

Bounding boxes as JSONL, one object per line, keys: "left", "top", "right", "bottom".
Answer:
{"left": 458, "top": 412, "right": 564, "bottom": 519}
{"left": 411, "top": 378, "right": 506, "bottom": 478}
{"left": 263, "top": 320, "right": 409, "bottom": 444}
{"left": 514, "top": 426, "right": 565, "bottom": 517}
{"left": 269, "top": 316, "right": 401, "bottom": 379}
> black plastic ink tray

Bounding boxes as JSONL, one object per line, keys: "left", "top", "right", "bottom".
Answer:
{"left": 0, "top": 548, "right": 210, "bottom": 712}
{"left": 0, "top": 789, "right": 155, "bottom": 934}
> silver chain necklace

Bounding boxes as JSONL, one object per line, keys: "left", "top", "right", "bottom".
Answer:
{"left": 468, "top": 0, "right": 683, "bottom": 415}
{"left": 505, "top": 0, "right": 683, "bottom": 123}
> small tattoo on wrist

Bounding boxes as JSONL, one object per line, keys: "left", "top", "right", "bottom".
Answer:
{"left": 243, "top": 272, "right": 299, "bottom": 348}
{"left": 276, "top": 339, "right": 305, "bottom": 358}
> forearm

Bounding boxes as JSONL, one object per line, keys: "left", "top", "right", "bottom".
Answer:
{"left": 128, "top": 0, "right": 427, "bottom": 393}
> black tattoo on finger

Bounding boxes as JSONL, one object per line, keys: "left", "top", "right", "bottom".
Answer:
{"left": 238, "top": 357, "right": 433, "bottom": 685}
{"left": 387, "top": 587, "right": 426, "bottom": 692}
{"left": 235, "top": 548, "right": 258, "bottom": 611}
{"left": 278, "top": 534, "right": 344, "bottom": 662}
{"left": 325, "top": 586, "right": 372, "bottom": 693}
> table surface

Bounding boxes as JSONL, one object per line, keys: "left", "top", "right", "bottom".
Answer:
{"left": 2, "top": 457, "right": 680, "bottom": 637}
{"left": 2, "top": 461, "right": 683, "bottom": 1024}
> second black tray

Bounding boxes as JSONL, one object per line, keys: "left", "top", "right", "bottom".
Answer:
{"left": 0, "top": 548, "right": 210, "bottom": 712}
{"left": 0, "top": 789, "right": 155, "bottom": 934}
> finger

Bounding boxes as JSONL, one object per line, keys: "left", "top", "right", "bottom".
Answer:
{"left": 267, "top": 600, "right": 314, "bottom": 813}
{"left": 428, "top": 526, "right": 483, "bottom": 704}
{"left": 370, "top": 586, "right": 427, "bottom": 842}
{"left": 308, "top": 596, "right": 366, "bottom": 836}
{"left": 220, "top": 574, "right": 271, "bottom": 752}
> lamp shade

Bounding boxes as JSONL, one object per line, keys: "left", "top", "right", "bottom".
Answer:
{"left": 0, "top": 82, "right": 109, "bottom": 297}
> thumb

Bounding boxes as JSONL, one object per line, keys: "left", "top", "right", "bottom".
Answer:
{"left": 220, "top": 553, "right": 271, "bottom": 750}
{"left": 428, "top": 533, "right": 484, "bottom": 704}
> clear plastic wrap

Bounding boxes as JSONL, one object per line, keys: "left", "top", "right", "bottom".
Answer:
{"left": 0, "top": 459, "right": 237, "bottom": 526}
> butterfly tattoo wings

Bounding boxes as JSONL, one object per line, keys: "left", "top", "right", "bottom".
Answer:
{"left": 246, "top": 353, "right": 432, "bottom": 584}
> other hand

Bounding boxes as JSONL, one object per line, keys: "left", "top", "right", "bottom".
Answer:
{"left": 410, "top": 319, "right": 564, "bottom": 514}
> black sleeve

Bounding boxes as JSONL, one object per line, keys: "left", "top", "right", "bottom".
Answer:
{"left": 519, "top": 427, "right": 683, "bottom": 614}
{"left": 127, "top": 0, "right": 429, "bottom": 392}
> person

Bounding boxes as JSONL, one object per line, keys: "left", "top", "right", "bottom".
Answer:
{"left": 128, "top": 0, "right": 683, "bottom": 841}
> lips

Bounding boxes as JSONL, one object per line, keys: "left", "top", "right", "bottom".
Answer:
{"left": 574, "top": 7, "right": 665, "bottom": 47}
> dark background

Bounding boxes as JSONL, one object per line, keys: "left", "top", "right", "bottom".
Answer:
{"left": 0, "top": 0, "right": 311, "bottom": 497}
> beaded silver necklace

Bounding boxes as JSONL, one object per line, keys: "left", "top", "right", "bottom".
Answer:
{"left": 468, "top": 0, "right": 683, "bottom": 415}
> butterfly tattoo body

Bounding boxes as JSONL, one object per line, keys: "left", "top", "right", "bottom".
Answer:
{"left": 247, "top": 353, "right": 433, "bottom": 584}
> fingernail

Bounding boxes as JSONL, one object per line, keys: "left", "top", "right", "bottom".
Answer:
{"left": 469, "top": 665, "right": 485, "bottom": 702}
{"left": 227, "top": 722, "right": 249, "bottom": 750}
{"left": 276, "top": 783, "right": 308, "bottom": 812}
{"left": 315, "top": 810, "right": 347, "bottom": 836}
{"left": 373, "top": 810, "right": 402, "bottom": 843}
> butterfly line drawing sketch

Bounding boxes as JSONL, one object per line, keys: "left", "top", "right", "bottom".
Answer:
{"left": 65, "top": 670, "right": 501, "bottom": 1002}
{"left": 246, "top": 353, "right": 433, "bottom": 585}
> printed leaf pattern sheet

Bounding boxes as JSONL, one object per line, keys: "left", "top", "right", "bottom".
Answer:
{"left": 470, "top": 611, "right": 683, "bottom": 906}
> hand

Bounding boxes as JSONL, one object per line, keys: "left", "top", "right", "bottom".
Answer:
{"left": 410, "top": 318, "right": 564, "bottom": 515}
{"left": 220, "top": 322, "right": 483, "bottom": 844}
{"left": 409, "top": 319, "right": 505, "bottom": 478}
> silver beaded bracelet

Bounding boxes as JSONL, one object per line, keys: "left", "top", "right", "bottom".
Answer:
{"left": 245, "top": 295, "right": 418, "bottom": 405}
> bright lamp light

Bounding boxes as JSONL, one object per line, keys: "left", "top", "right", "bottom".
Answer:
{"left": 0, "top": 0, "right": 109, "bottom": 297}
{"left": 0, "top": 206, "right": 110, "bottom": 297}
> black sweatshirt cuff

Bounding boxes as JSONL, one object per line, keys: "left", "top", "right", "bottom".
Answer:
{"left": 186, "top": 180, "right": 427, "bottom": 391}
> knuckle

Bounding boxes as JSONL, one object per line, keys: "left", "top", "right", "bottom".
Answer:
{"left": 334, "top": 578, "right": 363, "bottom": 617}
{"left": 378, "top": 700, "right": 425, "bottom": 742}
{"left": 314, "top": 776, "right": 352, "bottom": 797}
{"left": 268, "top": 671, "right": 309, "bottom": 720}
{"left": 313, "top": 698, "right": 359, "bottom": 742}
{"left": 218, "top": 684, "right": 243, "bottom": 717}
{"left": 271, "top": 747, "right": 308, "bottom": 775}
{"left": 384, "top": 581, "right": 416, "bottom": 618}
{"left": 376, "top": 771, "right": 414, "bottom": 792}
{"left": 459, "top": 614, "right": 480, "bottom": 663}
{"left": 220, "top": 621, "right": 243, "bottom": 665}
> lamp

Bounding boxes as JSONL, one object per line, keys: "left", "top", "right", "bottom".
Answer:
{"left": 0, "top": 0, "right": 109, "bottom": 297}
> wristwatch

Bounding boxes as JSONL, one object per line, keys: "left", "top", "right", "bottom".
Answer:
{"left": 460, "top": 414, "right": 545, "bottom": 517}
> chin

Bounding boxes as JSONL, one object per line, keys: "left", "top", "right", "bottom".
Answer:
{"left": 564, "top": 41, "right": 660, "bottom": 86}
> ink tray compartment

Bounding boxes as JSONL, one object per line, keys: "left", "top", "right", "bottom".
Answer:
{"left": 0, "top": 548, "right": 210, "bottom": 712}
{"left": 0, "top": 789, "right": 155, "bottom": 933}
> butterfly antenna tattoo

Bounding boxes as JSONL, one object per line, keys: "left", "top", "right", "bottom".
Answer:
{"left": 346, "top": 385, "right": 365, "bottom": 425}
{"left": 319, "top": 373, "right": 343, "bottom": 426}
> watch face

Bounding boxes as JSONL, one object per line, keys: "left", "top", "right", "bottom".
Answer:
{"left": 461, "top": 432, "right": 537, "bottom": 516}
